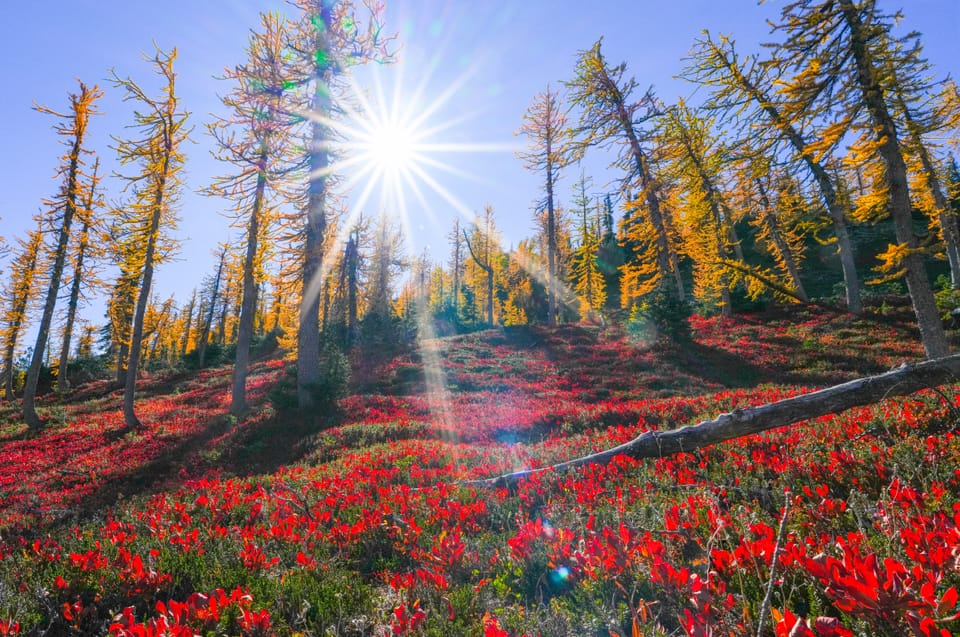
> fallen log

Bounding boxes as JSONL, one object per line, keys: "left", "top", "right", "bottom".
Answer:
{"left": 472, "top": 354, "right": 960, "bottom": 488}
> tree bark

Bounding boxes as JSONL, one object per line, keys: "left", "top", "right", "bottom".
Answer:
{"left": 714, "top": 47, "right": 862, "bottom": 314}
{"left": 197, "top": 250, "right": 224, "bottom": 369}
{"left": 123, "top": 177, "right": 166, "bottom": 430}
{"left": 296, "top": 0, "right": 337, "bottom": 409}
{"left": 230, "top": 148, "right": 268, "bottom": 417}
{"left": 55, "top": 215, "right": 90, "bottom": 395}
{"left": 840, "top": 0, "right": 949, "bottom": 358}
{"left": 23, "top": 95, "right": 89, "bottom": 428}
{"left": 56, "top": 158, "right": 98, "bottom": 396}
{"left": 756, "top": 179, "right": 809, "bottom": 302}
{"left": 473, "top": 354, "right": 960, "bottom": 488}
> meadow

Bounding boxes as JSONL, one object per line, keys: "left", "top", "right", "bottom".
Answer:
{"left": 1, "top": 304, "right": 958, "bottom": 636}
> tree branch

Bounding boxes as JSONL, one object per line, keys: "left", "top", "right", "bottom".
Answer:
{"left": 471, "top": 354, "right": 960, "bottom": 488}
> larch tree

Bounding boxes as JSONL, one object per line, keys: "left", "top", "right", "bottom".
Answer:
{"left": 179, "top": 288, "right": 197, "bottom": 358}
{"left": 570, "top": 171, "right": 605, "bottom": 316}
{"left": 56, "top": 158, "right": 103, "bottom": 394}
{"left": 105, "top": 245, "right": 140, "bottom": 385}
{"left": 566, "top": 39, "right": 683, "bottom": 298}
{"left": 517, "top": 85, "right": 568, "bottom": 326}
{"left": 463, "top": 206, "right": 500, "bottom": 326}
{"left": 23, "top": 81, "right": 102, "bottom": 429}
{"left": 893, "top": 82, "right": 960, "bottom": 289}
{"left": 206, "top": 12, "right": 297, "bottom": 415}
{"left": 287, "top": 0, "right": 392, "bottom": 408}
{"left": 658, "top": 102, "right": 745, "bottom": 315}
{"left": 772, "top": 0, "right": 949, "bottom": 358}
{"left": 361, "top": 213, "right": 404, "bottom": 339}
{"left": 448, "top": 217, "right": 464, "bottom": 318}
{"left": 196, "top": 245, "right": 228, "bottom": 369}
{"left": 1, "top": 223, "right": 45, "bottom": 401}
{"left": 739, "top": 163, "right": 810, "bottom": 303}
{"left": 111, "top": 47, "right": 189, "bottom": 430}
{"left": 502, "top": 242, "right": 536, "bottom": 326}
{"left": 683, "top": 32, "right": 863, "bottom": 314}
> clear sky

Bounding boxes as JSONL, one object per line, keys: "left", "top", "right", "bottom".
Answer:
{"left": 1, "top": 1, "right": 958, "bottom": 340}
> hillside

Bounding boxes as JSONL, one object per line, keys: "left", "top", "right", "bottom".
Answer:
{"left": 1, "top": 306, "right": 958, "bottom": 636}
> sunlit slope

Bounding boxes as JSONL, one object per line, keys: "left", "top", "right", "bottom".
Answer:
{"left": 1, "top": 307, "right": 957, "bottom": 636}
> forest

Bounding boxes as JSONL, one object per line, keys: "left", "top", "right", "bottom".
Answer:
{"left": 1, "top": 0, "right": 960, "bottom": 635}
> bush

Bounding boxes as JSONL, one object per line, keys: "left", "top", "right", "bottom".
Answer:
{"left": 269, "top": 337, "right": 350, "bottom": 413}
{"left": 626, "top": 285, "right": 692, "bottom": 343}
{"left": 251, "top": 327, "right": 282, "bottom": 358}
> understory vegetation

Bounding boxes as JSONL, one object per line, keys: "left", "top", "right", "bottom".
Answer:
{"left": 0, "top": 305, "right": 958, "bottom": 636}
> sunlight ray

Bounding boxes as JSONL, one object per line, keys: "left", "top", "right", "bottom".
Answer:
{"left": 400, "top": 161, "right": 443, "bottom": 230}
{"left": 411, "top": 152, "right": 498, "bottom": 185}
{"left": 415, "top": 141, "right": 520, "bottom": 153}
{"left": 404, "top": 161, "right": 482, "bottom": 222}
{"left": 404, "top": 160, "right": 581, "bottom": 314}
{"left": 307, "top": 152, "right": 376, "bottom": 182}
{"left": 406, "top": 60, "right": 481, "bottom": 134}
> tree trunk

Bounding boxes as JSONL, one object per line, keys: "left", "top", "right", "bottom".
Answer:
{"left": 452, "top": 227, "right": 461, "bottom": 317}
{"left": 545, "top": 143, "right": 558, "bottom": 327}
{"left": 123, "top": 186, "right": 165, "bottom": 430}
{"left": 56, "top": 214, "right": 91, "bottom": 395}
{"left": 3, "top": 343, "right": 15, "bottom": 401}
{"left": 756, "top": 179, "right": 808, "bottom": 302}
{"left": 346, "top": 233, "right": 359, "bottom": 344}
{"left": 298, "top": 18, "right": 333, "bottom": 407}
{"left": 180, "top": 291, "right": 195, "bottom": 358}
{"left": 897, "top": 92, "right": 960, "bottom": 289}
{"left": 23, "top": 164, "right": 81, "bottom": 428}
{"left": 197, "top": 251, "right": 224, "bottom": 369}
{"left": 115, "top": 342, "right": 129, "bottom": 386}
{"left": 474, "top": 354, "right": 960, "bottom": 487}
{"left": 840, "top": 0, "right": 948, "bottom": 358}
{"left": 717, "top": 51, "right": 862, "bottom": 314}
{"left": 230, "top": 148, "right": 267, "bottom": 417}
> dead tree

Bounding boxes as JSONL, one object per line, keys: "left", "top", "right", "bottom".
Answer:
{"left": 473, "top": 355, "right": 960, "bottom": 488}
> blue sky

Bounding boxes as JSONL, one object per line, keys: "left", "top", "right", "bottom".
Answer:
{"left": 1, "top": 1, "right": 958, "bottom": 339}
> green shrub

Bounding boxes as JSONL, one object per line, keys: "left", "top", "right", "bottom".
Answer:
{"left": 65, "top": 355, "right": 110, "bottom": 386}
{"left": 626, "top": 285, "right": 691, "bottom": 343}
{"left": 269, "top": 337, "right": 350, "bottom": 412}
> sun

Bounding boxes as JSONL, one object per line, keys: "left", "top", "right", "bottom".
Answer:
{"left": 363, "top": 117, "right": 418, "bottom": 175}
{"left": 328, "top": 63, "right": 515, "bottom": 236}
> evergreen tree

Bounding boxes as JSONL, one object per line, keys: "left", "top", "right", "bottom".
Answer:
{"left": 596, "top": 194, "right": 624, "bottom": 311}
{"left": 517, "top": 85, "right": 568, "bottom": 326}
{"left": 111, "top": 47, "right": 189, "bottom": 430}
{"left": 566, "top": 39, "right": 683, "bottom": 298}
{"left": 287, "top": 0, "right": 392, "bottom": 408}
{"left": 360, "top": 213, "right": 404, "bottom": 342}
{"left": 772, "top": 0, "right": 949, "bottom": 357}
{"left": 570, "top": 171, "right": 605, "bottom": 316}
{"left": 1, "top": 223, "right": 45, "bottom": 401}
{"left": 448, "top": 217, "right": 465, "bottom": 320}
{"left": 23, "top": 81, "right": 102, "bottom": 429}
